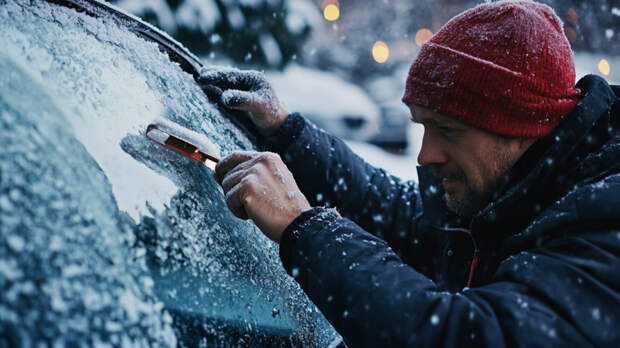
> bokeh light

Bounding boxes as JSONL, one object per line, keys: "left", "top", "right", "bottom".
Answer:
{"left": 372, "top": 41, "right": 389, "bottom": 63}
{"left": 415, "top": 29, "right": 433, "bottom": 47}
{"left": 564, "top": 27, "right": 577, "bottom": 43}
{"left": 598, "top": 59, "right": 610, "bottom": 76}
{"left": 565, "top": 8, "right": 578, "bottom": 25}
{"left": 323, "top": 4, "right": 340, "bottom": 21}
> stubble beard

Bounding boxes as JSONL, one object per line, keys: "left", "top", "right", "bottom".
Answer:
{"left": 444, "top": 184, "right": 486, "bottom": 219}
{"left": 441, "top": 151, "right": 515, "bottom": 219}
{"left": 436, "top": 169, "right": 483, "bottom": 218}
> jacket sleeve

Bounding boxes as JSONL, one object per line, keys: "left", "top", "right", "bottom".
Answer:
{"left": 263, "top": 113, "right": 422, "bottom": 256}
{"left": 279, "top": 208, "right": 617, "bottom": 347}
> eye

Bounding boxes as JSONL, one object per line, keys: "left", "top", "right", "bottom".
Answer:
{"left": 436, "top": 125, "right": 464, "bottom": 142}
{"left": 438, "top": 126, "right": 455, "bottom": 136}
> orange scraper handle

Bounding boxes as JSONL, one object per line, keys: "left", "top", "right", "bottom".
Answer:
{"left": 146, "top": 124, "right": 219, "bottom": 170}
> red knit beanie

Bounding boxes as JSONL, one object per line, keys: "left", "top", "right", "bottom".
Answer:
{"left": 402, "top": 0, "right": 581, "bottom": 138}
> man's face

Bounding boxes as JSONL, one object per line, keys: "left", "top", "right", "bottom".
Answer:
{"left": 409, "top": 105, "right": 535, "bottom": 218}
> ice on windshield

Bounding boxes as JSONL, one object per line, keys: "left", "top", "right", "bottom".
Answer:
{"left": 0, "top": 39, "right": 178, "bottom": 347}
{"left": 0, "top": 0, "right": 338, "bottom": 345}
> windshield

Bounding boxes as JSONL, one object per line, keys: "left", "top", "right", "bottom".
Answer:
{"left": 0, "top": 0, "right": 338, "bottom": 346}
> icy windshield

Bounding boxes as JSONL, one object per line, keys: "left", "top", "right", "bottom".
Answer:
{"left": 0, "top": 0, "right": 338, "bottom": 346}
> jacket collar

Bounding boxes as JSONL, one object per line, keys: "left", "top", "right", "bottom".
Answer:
{"left": 471, "top": 74, "right": 619, "bottom": 238}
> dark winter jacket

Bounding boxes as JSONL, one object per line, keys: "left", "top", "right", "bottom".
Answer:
{"left": 263, "top": 74, "right": 620, "bottom": 347}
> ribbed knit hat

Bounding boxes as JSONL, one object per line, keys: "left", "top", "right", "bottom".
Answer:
{"left": 402, "top": 0, "right": 581, "bottom": 137}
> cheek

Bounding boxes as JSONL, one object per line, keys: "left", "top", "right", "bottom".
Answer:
{"left": 467, "top": 148, "right": 512, "bottom": 196}
{"left": 444, "top": 142, "right": 496, "bottom": 195}
{"left": 457, "top": 157, "right": 488, "bottom": 195}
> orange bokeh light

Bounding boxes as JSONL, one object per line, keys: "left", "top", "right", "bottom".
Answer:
{"left": 415, "top": 29, "right": 433, "bottom": 47}
{"left": 565, "top": 8, "right": 578, "bottom": 25}
{"left": 372, "top": 41, "right": 390, "bottom": 63}
{"left": 323, "top": 4, "right": 339, "bottom": 21}
{"left": 564, "top": 27, "right": 577, "bottom": 43}
{"left": 599, "top": 59, "right": 610, "bottom": 76}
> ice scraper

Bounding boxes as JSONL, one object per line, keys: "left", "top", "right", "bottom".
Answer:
{"left": 146, "top": 119, "right": 220, "bottom": 171}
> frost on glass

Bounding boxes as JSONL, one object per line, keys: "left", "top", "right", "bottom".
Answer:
{"left": 0, "top": 0, "right": 338, "bottom": 346}
{"left": 0, "top": 44, "right": 177, "bottom": 347}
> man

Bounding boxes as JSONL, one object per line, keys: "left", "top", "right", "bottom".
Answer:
{"left": 199, "top": 1, "right": 620, "bottom": 346}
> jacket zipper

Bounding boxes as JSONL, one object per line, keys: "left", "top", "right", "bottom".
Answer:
{"left": 439, "top": 226, "right": 480, "bottom": 288}
{"left": 466, "top": 248, "right": 480, "bottom": 288}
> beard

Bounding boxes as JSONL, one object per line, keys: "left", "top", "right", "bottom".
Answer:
{"left": 434, "top": 150, "right": 515, "bottom": 219}
{"left": 439, "top": 170, "right": 486, "bottom": 218}
{"left": 443, "top": 181, "right": 487, "bottom": 218}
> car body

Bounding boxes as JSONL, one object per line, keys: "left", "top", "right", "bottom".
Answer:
{"left": 267, "top": 64, "right": 382, "bottom": 142}
{"left": 0, "top": 0, "right": 339, "bottom": 346}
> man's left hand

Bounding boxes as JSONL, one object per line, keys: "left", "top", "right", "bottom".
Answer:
{"left": 214, "top": 151, "right": 311, "bottom": 243}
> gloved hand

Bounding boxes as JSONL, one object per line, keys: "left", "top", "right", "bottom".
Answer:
{"left": 198, "top": 66, "right": 289, "bottom": 137}
{"left": 214, "top": 151, "right": 311, "bottom": 243}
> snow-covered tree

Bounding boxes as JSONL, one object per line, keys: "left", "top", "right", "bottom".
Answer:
{"left": 113, "top": 0, "right": 321, "bottom": 68}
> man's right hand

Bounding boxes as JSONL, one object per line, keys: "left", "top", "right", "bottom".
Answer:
{"left": 198, "top": 67, "right": 289, "bottom": 137}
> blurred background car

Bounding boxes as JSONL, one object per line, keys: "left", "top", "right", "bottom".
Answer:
{"left": 267, "top": 64, "right": 382, "bottom": 142}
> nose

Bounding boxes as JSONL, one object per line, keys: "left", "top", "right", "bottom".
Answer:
{"left": 417, "top": 130, "right": 448, "bottom": 166}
